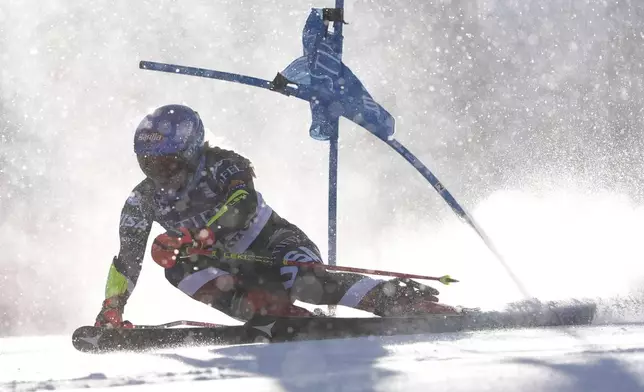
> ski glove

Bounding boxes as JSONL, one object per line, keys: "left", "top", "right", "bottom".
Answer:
{"left": 151, "top": 226, "right": 216, "bottom": 268}
{"left": 94, "top": 296, "right": 133, "bottom": 329}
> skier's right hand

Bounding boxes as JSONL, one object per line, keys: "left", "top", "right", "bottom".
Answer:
{"left": 151, "top": 226, "right": 216, "bottom": 268}
{"left": 94, "top": 296, "right": 133, "bottom": 328}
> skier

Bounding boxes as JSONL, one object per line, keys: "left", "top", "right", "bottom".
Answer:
{"left": 94, "top": 104, "right": 452, "bottom": 328}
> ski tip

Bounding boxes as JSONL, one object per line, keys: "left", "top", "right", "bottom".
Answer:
{"left": 72, "top": 326, "right": 105, "bottom": 354}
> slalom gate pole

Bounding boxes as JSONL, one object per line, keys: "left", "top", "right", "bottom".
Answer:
{"left": 326, "top": 0, "right": 345, "bottom": 316}
{"left": 327, "top": 0, "right": 345, "bottom": 269}
{"left": 185, "top": 248, "right": 458, "bottom": 285}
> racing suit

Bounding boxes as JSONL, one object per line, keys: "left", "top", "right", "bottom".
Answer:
{"left": 101, "top": 145, "right": 388, "bottom": 321}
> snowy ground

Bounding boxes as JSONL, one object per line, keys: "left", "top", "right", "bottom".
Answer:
{"left": 3, "top": 323, "right": 644, "bottom": 392}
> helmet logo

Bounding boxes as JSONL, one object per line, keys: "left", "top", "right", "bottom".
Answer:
{"left": 138, "top": 132, "right": 164, "bottom": 142}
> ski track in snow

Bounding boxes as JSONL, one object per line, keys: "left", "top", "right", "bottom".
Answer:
{"left": 2, "top": 324, "right": 644, "bottom": 392}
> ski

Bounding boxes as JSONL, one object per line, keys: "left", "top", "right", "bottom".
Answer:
{"left": 72, "top": 301, "right": 596, "bottom": 353}
{"left": 72, "top": 322, "right": 251, "bottom": 353}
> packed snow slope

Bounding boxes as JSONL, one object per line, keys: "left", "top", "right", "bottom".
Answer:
{"left": 2, "top": 323, "right": 644, "bottom": 392}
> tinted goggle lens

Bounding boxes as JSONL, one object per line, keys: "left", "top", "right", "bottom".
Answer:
{"left": 137, "top": 154, "right": 188, "bottom": 180}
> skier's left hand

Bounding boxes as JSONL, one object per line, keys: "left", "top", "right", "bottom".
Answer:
{"left": 151, "top": 226, "right": 216, "bottom": 268}
{"left": 94, "top": 296, "right": 133, "bottom": 329}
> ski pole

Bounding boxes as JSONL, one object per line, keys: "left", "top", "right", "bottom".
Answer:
{"left": 185, "top": 248, "right": 458, "bottom": 285}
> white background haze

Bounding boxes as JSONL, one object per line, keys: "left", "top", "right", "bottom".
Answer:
{"left": 1, "top": 0, "right": 644, "bottom": 336}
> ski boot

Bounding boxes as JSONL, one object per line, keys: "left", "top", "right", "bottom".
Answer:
{"left": 231, "top": 288, "right": 315, "bottom": 319}
{"left": 192, "top": 275, "right": 314, "bottom": 321}
{"left": 357, "top": 278, "right": 463, "bottom": 317}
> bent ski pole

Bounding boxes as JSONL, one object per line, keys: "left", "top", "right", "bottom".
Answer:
{"left": 185, "top": 248, "right": 458, "bottom": 285}
{"left": 385, "top": 139, "right": 530, "bottom": 297}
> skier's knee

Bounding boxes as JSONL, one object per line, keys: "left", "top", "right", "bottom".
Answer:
{"left": 191, "top": 274, "right": 299, "bottom": 320}
{"left": 190, "top": 275, "right": 236, "bottom": 307}
{"left": 229, "top": 288, "right": 295, "bottom": 320}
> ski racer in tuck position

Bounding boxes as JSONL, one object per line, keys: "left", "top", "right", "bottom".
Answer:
{"left": 94, "top": 104, "right": 453, "bottom": 328}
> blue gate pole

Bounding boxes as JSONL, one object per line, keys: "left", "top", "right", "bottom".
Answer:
{"left": 328, "top": 0, "right": 344, "bottom": 269}
{"left": 329, "top": 137, "right": 338, "bottom": 267}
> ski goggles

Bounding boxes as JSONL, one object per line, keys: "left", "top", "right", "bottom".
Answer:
{"left": 136, "top": 154, "right": 191, "bottom": 182}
